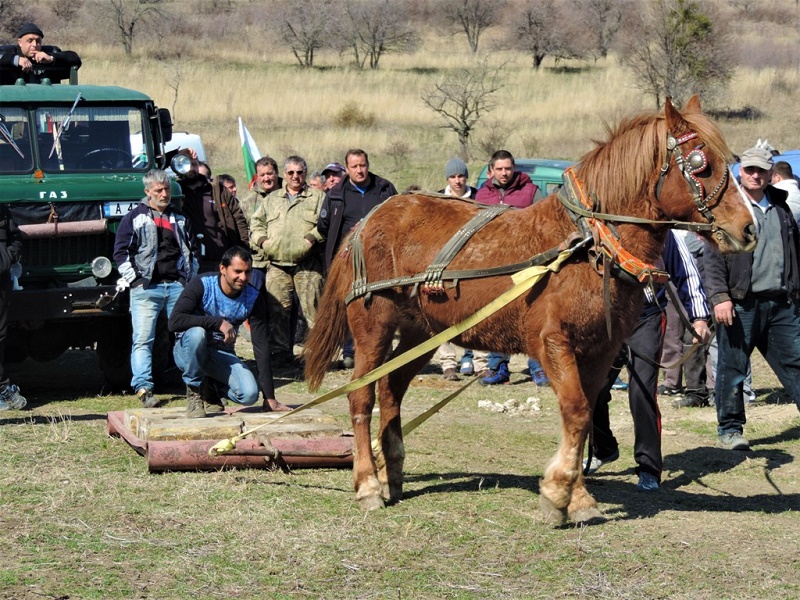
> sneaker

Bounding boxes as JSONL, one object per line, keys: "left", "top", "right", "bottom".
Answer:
{"left": 0, "top": 384, "right": 26, "bottom": 410}
{"left": 137, "top": 387, "right": 159, "bottom": 409}
{"left": 341, "top": 355, "right": 355, "bottom": 369}
{"left": 527, "top": 358, "right": 550, "bottom": 387}
{"left": 459, "top": 360, "right": 474, "bottom": 376}
{"left": 582, "top": 448, "right": 619, "bottom": 474}
{"left": 657, "top": 384, "right": 683, "bottom": 396}
{"left": 718, "top": 431, "right": 750, "bottom": 451}
{"left": 442, "top": 368, "right": 460, "bottom": 381}
{"left": 611, "top": 376, "right": 628, "bottom": 391}
{"left": 481, "top": 362, "right": 510, "bottom": 385}
{"left": 637, "top": 471, "right": 660, "bottom": 491}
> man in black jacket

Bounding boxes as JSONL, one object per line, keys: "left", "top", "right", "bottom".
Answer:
{"left": 0, "top": 206, "right": 24, "bottom": 410}
{"left": 317, "top": 149, "right": 397, "bottom": 271}
{"left": 316, "top": 149, "right": 397, "bottom": 368}
{"left": 0, "top": 23, "right": 81, "bottom": 85}
{"left": 704, "top": 146, "right": 800, "bottom": 451}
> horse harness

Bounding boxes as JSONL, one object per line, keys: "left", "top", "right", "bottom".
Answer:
{"left": 343, "top": 126, "right": 729, "bottom": 332}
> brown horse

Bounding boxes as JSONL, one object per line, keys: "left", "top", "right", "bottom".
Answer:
{"left": 305, "top": 97, "right": 756, "bottom": 524}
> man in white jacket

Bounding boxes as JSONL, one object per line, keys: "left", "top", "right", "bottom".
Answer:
{"left": 772, "top": 161, "right": 800, "bottom": 222}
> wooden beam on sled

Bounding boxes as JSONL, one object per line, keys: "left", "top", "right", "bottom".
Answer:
{"left": 107, "top": 406, "right": 353, "bottom": 473}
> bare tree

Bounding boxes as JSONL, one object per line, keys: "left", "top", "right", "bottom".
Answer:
{"left": 337, "top": 0, "right": 419, "bottom": 69}
{"left": 574, "top": 0, "right": 628, "bottom": 60}
{"left": 622, "top": 0, "right": 734, "bottom": 108}
{"left": 421, "top": 60, "right": 505, "bottom": 159}
{"left": 270, "top": 0, "right": 333, "bottom": 67}
{"left": 0, "top": 0, "right": 25, "bottom": 38}
{"left": 99, "top": 0, "right": 163, "bottom": 56}
{"left": 507, "top": 1, "right": 562, "bottom": 69}
{"left": 442, "top": 0, "right": 502, "bottom": 54}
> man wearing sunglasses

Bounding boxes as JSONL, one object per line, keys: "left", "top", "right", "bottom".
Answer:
{"left": 249, "top": 156, "right": 326, "bottom": 369}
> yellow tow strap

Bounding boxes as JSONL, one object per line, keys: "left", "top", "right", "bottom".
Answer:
{"left": 209, "top": 242, "right": 584, "bottom": 457}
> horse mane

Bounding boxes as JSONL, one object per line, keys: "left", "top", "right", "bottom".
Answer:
{"left": 576, "top": 105, "right": 734, "bottom": 215}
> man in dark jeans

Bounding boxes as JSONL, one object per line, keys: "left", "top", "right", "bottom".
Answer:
{"left": 587, "top": 231, "right": 710, "bottom": 491}
{"left": 705, "top": 146, "right": 800, "bottom": 451}
{"left": 0, "top": 206, "right": 24, "bottom": 410}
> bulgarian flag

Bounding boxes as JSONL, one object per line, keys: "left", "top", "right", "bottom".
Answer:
{"left": 238, "top": 117, "right": 262, "bottom": 189}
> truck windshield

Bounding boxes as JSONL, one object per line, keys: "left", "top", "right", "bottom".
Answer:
{"left": 34, "top": 106, "right": 150, "bottom": 172}
{"left": 0, "top": 108, "right": 34, "bottom": 174}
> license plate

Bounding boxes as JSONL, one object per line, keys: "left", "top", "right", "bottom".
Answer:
{"left": 103, "top": 201, "right": 137, "bottom": 218}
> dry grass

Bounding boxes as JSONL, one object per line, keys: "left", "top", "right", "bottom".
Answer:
{"left": 69, "top": 33, "right": 800, "bottom": 192}
{"left": 1, "top": 351, "right": 799, "bottom": 598}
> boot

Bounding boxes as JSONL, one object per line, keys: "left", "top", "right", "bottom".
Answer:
{"left": 201, "top": 378, "right": 225, "bottom": 412}
{"left": 186, "top": 385, "right": 206, "bottom": 418}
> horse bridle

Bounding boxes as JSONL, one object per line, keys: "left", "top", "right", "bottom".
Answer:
{"left": 656, "top": 130, "right": 730, "bottom": 234}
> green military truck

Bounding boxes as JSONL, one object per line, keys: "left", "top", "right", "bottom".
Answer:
{"left": 0, "top": 72, "right": 176, "bottom": 387}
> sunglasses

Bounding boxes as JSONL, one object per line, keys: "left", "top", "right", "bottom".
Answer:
{"left": 286, "top": 170, "right": 305, "bottom": 176}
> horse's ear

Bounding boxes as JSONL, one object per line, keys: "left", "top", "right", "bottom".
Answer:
{"left": 684, "top": 94, "right": 702, "bottom": 112}
{"left": 664, "top": 97, "right": 682, "bottom": 130}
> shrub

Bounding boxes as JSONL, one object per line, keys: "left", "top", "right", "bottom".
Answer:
{"left": 334, "top": 102, "right": 376, "bottom": 128}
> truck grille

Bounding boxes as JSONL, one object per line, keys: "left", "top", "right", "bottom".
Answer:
{"left": 22, "top": 233, "right": 115, "bottom": 273}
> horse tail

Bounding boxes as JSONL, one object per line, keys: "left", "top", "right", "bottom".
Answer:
{"left": 304, "top": 255, "right": 352, "bottom": 391}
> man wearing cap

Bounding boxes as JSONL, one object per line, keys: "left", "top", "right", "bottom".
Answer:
{"left": 705, "top": 146, "right": 800, "bottom": 451}
{"left": 249, "top": 155, "right": 326, "bottom": 368}
{"left": 321, "top": 163, "right": 346, "bottom": 192}
{"left": 0, "top": 23, "right": 81, "bottom": 85}
{"left": 435, "top": 158, "right": 482, "bottom": 380}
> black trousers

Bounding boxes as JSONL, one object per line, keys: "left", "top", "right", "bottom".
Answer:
{"left": 0, "top": 273, "right": 11, "bottom": 388}
{"left": 592, "top": 311, "right": 665, "bottom": 479}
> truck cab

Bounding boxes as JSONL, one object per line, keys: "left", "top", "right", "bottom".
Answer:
{"left": 0, "top": 77, "right": 175, "bottom": 386}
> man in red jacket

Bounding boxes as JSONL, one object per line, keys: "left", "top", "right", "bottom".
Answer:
{"left": 475, "top": 150, "right": 542, "bottom": 207}
{"left": 475, "top": 150, "right": 545, "bottom": 385}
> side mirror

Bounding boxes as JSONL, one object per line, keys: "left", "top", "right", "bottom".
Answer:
{"left": 158, "top": 109, "right": 173, "bottom": 143}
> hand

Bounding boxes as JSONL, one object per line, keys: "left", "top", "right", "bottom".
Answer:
{"left": 219, "top": 320, "right": 237, "bottom": 345}
{"left": 304, "top": 238, "right": 313, "bottom": 248}
{"left": 714, "top": 300, "right": 736, "bottom": 327}
{"left": 690, "top": 319, "right": 711, "bottom": 344}
{"left": 19, "top": 57, "right": 33, "bottom": 72}
{"left": 31, "top": 51, "right": 54, "bottom": 64}
{"left": 115, "top": 277, "right": 130, "bottom": 293}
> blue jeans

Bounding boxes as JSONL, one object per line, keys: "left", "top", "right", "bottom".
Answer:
{"left": 129, "top": 281, "right": 184, "bottom": 392}
{"left": 487, "top": 352, "right": 510, "bottom": 371}
{"left": 173, "top": 327, "right": 259, "bottom": 405}
{"left": 716, "top": 295, "right": 800, "bottom": 436}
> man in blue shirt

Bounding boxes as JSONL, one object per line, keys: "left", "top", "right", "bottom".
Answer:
{"left": 168, "top": 246, "right": 289, "bottom": 417}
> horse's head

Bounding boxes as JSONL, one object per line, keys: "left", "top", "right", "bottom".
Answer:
{"left": 655, "top": 95, "right": 757, "bottom": 253}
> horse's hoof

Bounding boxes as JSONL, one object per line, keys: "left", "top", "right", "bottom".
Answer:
{"left": 570, "top": 506, "right": 607, "bottom": 525}
{"left": 357, "top": 494, "right": 385, "bottom": 511}
{"left": 539, "top": 496, "right": 567, "bottom": 526}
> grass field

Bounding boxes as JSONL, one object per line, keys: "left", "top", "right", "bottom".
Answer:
{"left": 1, "top": 349, "right": 799, "bottom": 599}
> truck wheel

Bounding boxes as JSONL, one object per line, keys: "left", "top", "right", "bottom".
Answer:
{"left": 96, "top": 318, "right": 132, "bottom": 391}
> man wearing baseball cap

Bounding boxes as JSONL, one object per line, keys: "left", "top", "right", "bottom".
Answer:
{"left": 0, "top": 23, "right": 81, "bottom": 85}
{"left": 705, "top": 145, "right": 800, "bottom": 451}
{"left": 321, "top": 163, "right": 345, "bottom": 191}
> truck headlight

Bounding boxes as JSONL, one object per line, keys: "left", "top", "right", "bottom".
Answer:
{"left": 91, "top": 256, "right": 113, "bottom": 279}
{"left": 171, "top": 153, "right": 193, "bottom": 176}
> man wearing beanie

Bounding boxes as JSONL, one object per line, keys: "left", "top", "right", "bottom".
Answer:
{"left": 705, "top": 145, "right": 800, "bottom": 451}
{"left": 436, "top": 158, "right": 480, "bottom": 380}
{"left": 440, "top": 158, "right": 478, "bottom": 199}
{"left": 0, "top": 23, "right": 81, "bottom": 85}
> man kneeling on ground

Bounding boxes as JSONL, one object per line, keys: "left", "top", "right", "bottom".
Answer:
{"left": 168, "top": 246, "right": 290, "bottom": 417}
